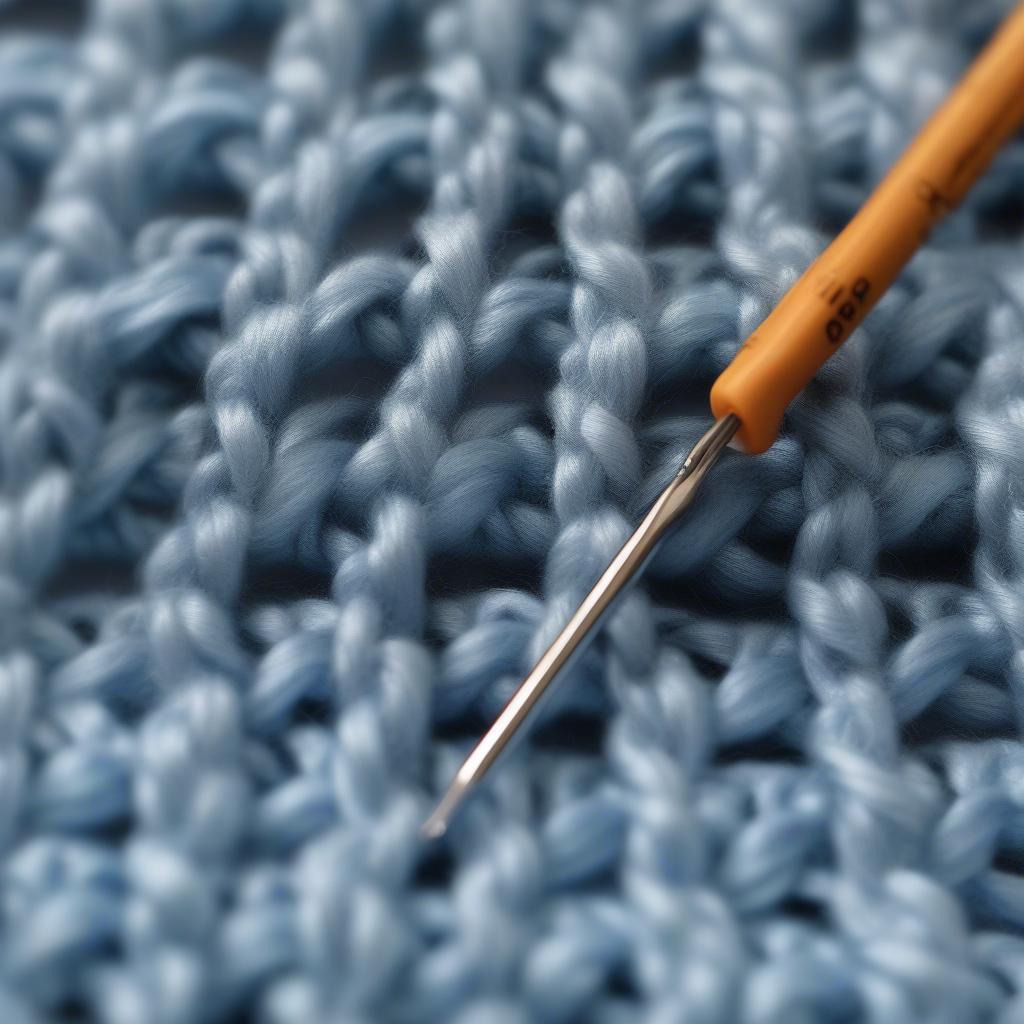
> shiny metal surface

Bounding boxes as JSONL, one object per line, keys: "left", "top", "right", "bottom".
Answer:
{"left": 421, "top": 414, "right": 740, "bottom": 839}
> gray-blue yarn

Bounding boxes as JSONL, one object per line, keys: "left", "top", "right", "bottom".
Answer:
{"left": 1, "top": 0, "right": 1023, "bottom": 1020}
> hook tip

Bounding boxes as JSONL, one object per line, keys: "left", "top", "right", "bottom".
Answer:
{"left": 420, "top": 781, "right": 469, "bottom": 841}
{"left": 420, "top": 809, "right": 449, "bottom": 842}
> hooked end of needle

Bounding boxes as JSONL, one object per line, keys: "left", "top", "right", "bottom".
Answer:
{"left": 420, "top": 778, "right": 469, "bottom": 841}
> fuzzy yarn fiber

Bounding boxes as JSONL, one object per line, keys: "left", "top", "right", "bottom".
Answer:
{"left": 1, "top": 0, "right": 1024, "bottom": 1021}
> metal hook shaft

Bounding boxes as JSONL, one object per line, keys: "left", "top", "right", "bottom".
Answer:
{"left": 422, "top": 414, "right": 739, "bottom": 839}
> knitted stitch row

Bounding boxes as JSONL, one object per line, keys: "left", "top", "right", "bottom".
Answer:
{"left": 0, "top": 1, "right": 1023, "bottom": 1021}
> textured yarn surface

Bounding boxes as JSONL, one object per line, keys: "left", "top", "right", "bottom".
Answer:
{"left": 1, "top": 0, "right": 1024, "bottom": 1020}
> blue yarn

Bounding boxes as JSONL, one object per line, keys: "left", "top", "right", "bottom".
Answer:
{"left": 1, "top": 0, "right": 1023, "bottom": 1020}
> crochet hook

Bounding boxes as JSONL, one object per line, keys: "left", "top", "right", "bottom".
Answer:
{"left": 422, "top": 3, "right": 1024, "bottom": 840}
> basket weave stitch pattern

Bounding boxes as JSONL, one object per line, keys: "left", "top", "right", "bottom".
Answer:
{"left": 1, "top": 0, "right": 1024, "bottom": 1020}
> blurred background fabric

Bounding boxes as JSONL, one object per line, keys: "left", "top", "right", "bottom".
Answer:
{"left": 1, "top": 0, "right": 1024, "bottom": 1020}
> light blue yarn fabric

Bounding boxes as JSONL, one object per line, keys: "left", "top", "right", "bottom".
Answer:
{"left": 1, "top": 0, "right": 1024, "bottom": 1020}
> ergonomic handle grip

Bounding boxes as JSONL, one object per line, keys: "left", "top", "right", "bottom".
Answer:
{"left": 710, "top": 3, "right": 1024, "bottom": 454}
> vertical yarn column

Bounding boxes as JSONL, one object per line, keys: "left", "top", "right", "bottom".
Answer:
{"left": 0, "top": 2, "right": 279, "bottom": 1014}
{"left": 0, "top": 35, "right": 77, "bottom": 877}
{"left": 95, "top": 3, "right": 403, "bottom": 1020}
{"left": 275, "top": 1, "right": 533, "bottom": 1020}
{"left": 761, "top": 1, "right": 984, "bottom": 1018}
{"left": 544, "top": 5, "right": 741, "bottom": 1021}
{"left": 0, "top": 0, "right": 167, "bottom": 862}
{"left": 538, "top": 3, "right": 655, "bottom": 727}
{"left": 956, "top": 274, "right": 1024, "bottom": 925}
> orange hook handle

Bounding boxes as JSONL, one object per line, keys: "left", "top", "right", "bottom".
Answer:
{"left": 710, "top": 3, "right": 1024, "bottom": 454}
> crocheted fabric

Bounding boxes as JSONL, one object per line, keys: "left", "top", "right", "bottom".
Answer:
{"left": 1, "top": 0, "right": 1024, "bottom": 1020}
